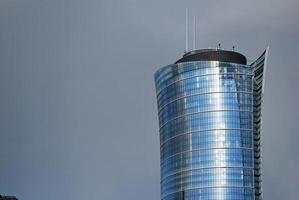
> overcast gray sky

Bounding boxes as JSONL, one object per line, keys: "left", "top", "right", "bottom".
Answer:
{"left": 0, "top": 0, "right": 298, "bottom": 199}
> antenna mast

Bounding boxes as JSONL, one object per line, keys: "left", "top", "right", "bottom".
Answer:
{"left": 193, "top": 16, "right": 196, "bottom": 50}
{"left": 185, "top": 8, "right": 189, "bottom": 53}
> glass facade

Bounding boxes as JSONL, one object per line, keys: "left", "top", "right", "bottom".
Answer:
{"left": 154, "top": 49, "right": 268, "bottom": 200}
{"left": 251, "top": 49, "right": 268, "bottom": 200}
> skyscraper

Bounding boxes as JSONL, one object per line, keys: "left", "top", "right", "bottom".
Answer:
{"left": 0, "top": 195, "right": 18, "bottom": 200}
{"left": 154, "top": 48, "right": 268, "bottom": 200}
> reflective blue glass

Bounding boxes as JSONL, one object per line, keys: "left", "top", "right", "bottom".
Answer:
{"left": 155, "top": 61, "right": 254, "bottom": 200}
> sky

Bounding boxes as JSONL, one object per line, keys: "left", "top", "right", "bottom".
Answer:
{"left": 0, "top": 0, "right": 298, "bottom": 199}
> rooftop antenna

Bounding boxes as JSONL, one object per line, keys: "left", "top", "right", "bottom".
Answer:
{"left": 232, "top": 46, "right": 235, "bottom": 51}
{"left": 193, "top": 16, "right": 196, "bottom": 50}
{"left": 185, "top": 8, "right": 189, "bottom": 53}
{"left": 217, "top": 43, "right": 221, "bottom": 49}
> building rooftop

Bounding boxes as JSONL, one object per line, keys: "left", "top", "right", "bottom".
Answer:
{"left": 175, "top": 49, "right": 247, "bottom": 65}
{"left": 0, "top": 195, "right": 18, "bottom": 200}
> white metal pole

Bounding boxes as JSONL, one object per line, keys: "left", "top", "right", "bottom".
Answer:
{"left": 193, "top": 16, "right": 196, "bottom": 50}
{"left": 185, "top": 8, "right": 188, "bottom": 53}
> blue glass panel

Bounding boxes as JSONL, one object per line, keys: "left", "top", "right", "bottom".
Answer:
{"left": 155, "top": 61, "right": 254, "bottom": 200}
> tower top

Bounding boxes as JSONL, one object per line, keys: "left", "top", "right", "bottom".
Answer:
{"left": 175, "top": 49, "right": 247, "bottom": 65}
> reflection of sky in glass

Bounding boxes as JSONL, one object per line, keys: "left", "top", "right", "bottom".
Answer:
{"left": 155, "top": 61, "right": 254, "bottom": 199}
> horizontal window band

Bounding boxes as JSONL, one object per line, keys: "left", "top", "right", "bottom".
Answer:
{"left": 160, "top": 166, "right": 254, "bottom": 183}
{"left": 155, "top": 62, "right": 252, "bottom": 82}
{"left": 159, "top": 100, "right": 253, "bottom": 121}
{"left": 158, "top": 88, "right": 253, "bottom": 108}
{"left": 160, "top": 147, "right": 253, "bottom": 167}
{"left": 162, "top": 132, "right": 254, "bottom": 146}
{"left": 156, "top": 72, "right": 253, "bottom": 96}
{"left": 159, "top": 109, "right": 253, "bottom": 129}
{"left": 161, "top": 144, "right": 254, "bottom": 162}
{"left": 162, "top": 185, "right": 255, "bottom": 199}
{"left": 158, "top": 91, "right": 253, "bottom": 113}
{"left": 160, "top": 131, "right": 254, "bottom": 153}
{"left": 159, "top": 107, "right": 253, "bottom": 125}
{"left": 161, "top": 146, "right": 254, "bottom": 163}
{"left": 160, "top": 128, "right": 253, "bottom": 147}
{"left": 155, "top": 62, "right": 252, "bottom": 88}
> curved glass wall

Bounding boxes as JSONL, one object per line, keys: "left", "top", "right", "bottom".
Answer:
{"left": 155, "top": 61, "right": 254, "bottom": 200}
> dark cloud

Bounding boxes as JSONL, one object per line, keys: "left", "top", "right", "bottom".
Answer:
{"left": 0, "top": 0, "right": 298, "bottom": 199}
